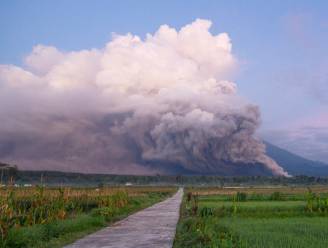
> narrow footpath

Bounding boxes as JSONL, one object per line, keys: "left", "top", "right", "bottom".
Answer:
{"left": 64, "top": 188, "right": 184, "bottom": 248}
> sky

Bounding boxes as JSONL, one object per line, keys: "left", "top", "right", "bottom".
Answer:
{"left": 0, "top": 0, "right": 327, "bottom": 163}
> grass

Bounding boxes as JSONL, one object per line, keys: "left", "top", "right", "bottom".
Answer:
{"left": 174, "top": 188, "right": 328, "bottom": 248}
{"left": 5, "top": 214, "right": 106, "bottom": 248}
{"left": 199, "top": 200, "right": 305, "bottom": 208}
{"left": 220, "top": 217, "right": 328, "bottom": 248}
{"left": 189, "top": 186, "right": 328, "bottom": 196}
{"left": 0, "top": 187, "right": 175, "bottom": 248}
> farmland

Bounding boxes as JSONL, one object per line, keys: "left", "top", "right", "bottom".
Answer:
{"left": 0, "top": 186, "right": 176, "bottom": 248}
{"left": 174, "top": 187, "right": 328, "bottom": 248}
{"left": 3, "top": 185, "right": 328, "bottom": 247}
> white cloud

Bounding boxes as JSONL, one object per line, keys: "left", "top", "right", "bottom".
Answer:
{"left": 262, "top": 111, "right": 328, "bottom": 163}
{"left": 0, "top": 19, "right": 288, "bottom": 176}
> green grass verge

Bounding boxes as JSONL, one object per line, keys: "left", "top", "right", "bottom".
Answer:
{"left": 5, "top": 214, "right": 106, "bottom": 248}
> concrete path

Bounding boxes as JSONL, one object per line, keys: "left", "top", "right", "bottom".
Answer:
{"left": 64, "top": 188, "right": 183, "bottom": 248}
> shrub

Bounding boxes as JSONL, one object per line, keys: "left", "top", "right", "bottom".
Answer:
{"left": 236, "top": 192, "right": 247, "bottom": 202}
{"left": 200, "top": 207, "right": 214, "bottom": 217}
{"left": 270, "top": 192, "right": 284, "bottom": 201}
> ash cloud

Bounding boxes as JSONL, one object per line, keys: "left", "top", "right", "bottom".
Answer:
{"left": 0, "top": 19, "right": 289, "bottom": 176}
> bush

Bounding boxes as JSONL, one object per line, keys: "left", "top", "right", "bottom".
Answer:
{"left": 270, "top": 192, "right": 284, "bottom": 201}
{"left": 236, "top": 192, "right": 247, "bottom": 202}
{"left": 200, "top": 207, "right": 214, "bottom": 217}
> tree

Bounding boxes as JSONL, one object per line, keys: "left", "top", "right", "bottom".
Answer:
{"left": 0, "top": 162, "right": 18, "bottom": 184}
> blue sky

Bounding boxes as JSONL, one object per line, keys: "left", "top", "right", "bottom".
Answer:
{"left": 1, "top": 0, "right": 327, "bottom": 161}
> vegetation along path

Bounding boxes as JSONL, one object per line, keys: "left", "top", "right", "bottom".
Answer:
{"left": 64, "top": 188, "right": 183, "bottom": 248}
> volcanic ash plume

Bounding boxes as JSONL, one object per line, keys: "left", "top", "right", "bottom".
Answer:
{"left": 0, "top": 19, "right": 289, "bottom": 176}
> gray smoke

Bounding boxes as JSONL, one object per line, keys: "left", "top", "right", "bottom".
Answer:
{"left": 0, "top": 19, "right": 289, "bottom": 176}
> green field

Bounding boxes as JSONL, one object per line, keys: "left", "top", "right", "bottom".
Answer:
{"left": 220, "top": 217, "right": 328, "bottom": 248}
{"left": 174, "top": 188, "right": 328, "bottom": 248}
{"left": 0, "top": 186, "right": 176, "bottom": 248}
{"left": 199, "top": 200, "right": 305, "bottom": 208}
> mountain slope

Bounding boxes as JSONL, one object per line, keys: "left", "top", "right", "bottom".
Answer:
{"left": 265, "top": 142, "right": 328, "bottom": 176}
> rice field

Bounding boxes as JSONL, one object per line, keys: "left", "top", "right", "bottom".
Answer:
{"left": 174, "top": 186, "right": 328, "bottom": 248}
{"left": 220, "top": 217, "right": 328, "bottom": 248}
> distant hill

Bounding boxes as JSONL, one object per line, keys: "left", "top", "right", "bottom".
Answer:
{"left": 265, "top": 142, "right": 328, "bottom": 176}
{"left": 2, "top": 142, "right": 328, "bottom": 186}
{"left": 4, "top": 170, "right": 328, "bottom": 186}
{"left": 147, "top": 143, "right": 328, "bottom": 177}
{"left": 153, "top": 142, "right": 328, "bottom": 177}
{"left": 1, "top": 142, "right": 328, "bottom": 178}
